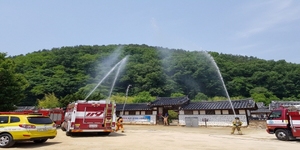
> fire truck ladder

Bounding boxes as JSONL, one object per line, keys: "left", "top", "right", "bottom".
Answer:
{"left": 104, "top": 99, "right": 113, "bottom": 128}
{"left": 110, "top": 101, "right": 115, "bottom": 127}
{"left": 289, "top": 115, "right": 297, "bottom": 133}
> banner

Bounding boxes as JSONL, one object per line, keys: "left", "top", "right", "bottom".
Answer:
{"left": 123, "top": 115, "right": 151, "bottom": 122}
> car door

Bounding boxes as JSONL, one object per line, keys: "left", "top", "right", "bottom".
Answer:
{"left": 0, "top": 116, "right": 9, "bottom": 131}
{"left": 9, "top": 116, "right": 23, "bottom": 139}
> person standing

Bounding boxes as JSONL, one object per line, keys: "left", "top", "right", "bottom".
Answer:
{"left": 231, "top": 117, "right": 243, "bottom": 135}
{"left": 162, "top": 114, "right": 169, "bottom": 126}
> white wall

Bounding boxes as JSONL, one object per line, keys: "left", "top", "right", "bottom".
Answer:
{"left": 239, "top": 110, "right": 246, "bottom": 114}
{"left": 178, "top": 115, "right": 247, "bottom": 126}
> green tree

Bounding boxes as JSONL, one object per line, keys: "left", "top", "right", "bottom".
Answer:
{"left": 168, "top": 110, "right": 178, "bottom": 120}
{"left": 227, "top": 77, "right": 252, "bottom": 97}
{"left": 193, "top": 92, "right": 208, "bottom": 101}
{"left": 171, "top": 93, "right": 185, "bottom": 97}
{"left": 250, "top": 87, "right": 279, "bottom": 105}
{"left": 133, "top": 91, "right": 155, "bottom": 103}
{"left": 37, "top": 93, "right": 60, "bottom": 108}
{"left": 209, "top": 96, "right": 228, "bottom": 101}
{"left": 9, "top": 44, "right": 300, "bottom": 106}
{"left": 110, "top": 94, "right": 134, "bottom": 104}
{"left": 60, "top": 93, "right": 80, "bottom": 107}
{"left": 0, "top": 53, "right": 28, "bottom": 111}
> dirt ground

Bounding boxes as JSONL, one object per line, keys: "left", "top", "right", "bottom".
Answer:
{"left": 9, "top": 124, "right": 300, "bottom": 150}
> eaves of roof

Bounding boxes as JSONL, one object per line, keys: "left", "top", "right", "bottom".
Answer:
{"left": 181, "top": 98, "right": 257, "bottom": 110}
{"left": 116, "top": 103, "right": 151, "bottom": 111}
{"left": 150, "top": 96, "right": 189, "bottom": 106}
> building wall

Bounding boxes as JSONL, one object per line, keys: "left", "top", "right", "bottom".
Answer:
{"left": 117, "top": 109, "right": 249, "bottom": 126}
{"left": 178, "top": 114, "right": 247, "bottom": 126}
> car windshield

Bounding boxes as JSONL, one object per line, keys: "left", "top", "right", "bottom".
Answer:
{"left": 27, "top": 117, "right": 53, "bottom": 124}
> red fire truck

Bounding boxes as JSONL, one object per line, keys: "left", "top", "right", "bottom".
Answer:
{"left": 266, "top": 105, "right": 300, "bottom": 141}
{"left": 18, "top": 108, "right": 65, "bottom": 127}
{"left": 61, "top": 100, "right": 116, "bottom": 136}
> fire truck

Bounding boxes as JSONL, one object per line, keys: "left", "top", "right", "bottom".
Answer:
{"left": 266, "top": 105, "right": 300, "bottom": 141}
{"left": 17, "top": 108, "right": 65, "bottom": 127}
{"left": 60, "top": 100, "right": 116, "bottom": 136}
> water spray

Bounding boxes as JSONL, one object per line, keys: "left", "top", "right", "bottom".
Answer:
{"left": 204, "top": 51, "right": 236, "bottom": 117}
{"left": 84, "top": 57, "right": 127, "bottom": 101}
{"left": 107, "top": 56, "right": 128, "bottom": 103}
{"left": 122, "top": 84, "right": 132, "bottom": 115}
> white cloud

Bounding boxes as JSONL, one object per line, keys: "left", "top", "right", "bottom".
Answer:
{"left": 236, "top": 0, "right": 300, "bottom": 38}
{"left": 151, "top": 17, "right": 159, "bottom": 31}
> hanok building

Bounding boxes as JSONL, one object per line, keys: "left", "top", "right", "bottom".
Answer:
{"left": 269, "top": 101, "right": 300, "bottom": 110}
{"left": 249, "top": 101, "right": 300, "bottom": 120}
{"left": 116, "top": 96, "right": 258, "bottom": 127}
{"left": 250, "top": 102, "right": 271, "bottom": 120}
{"left": 14, "top": 106, "right": 37, "bottom": 112}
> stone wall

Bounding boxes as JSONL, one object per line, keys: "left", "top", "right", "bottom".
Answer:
{"left": 118, "top": 114, "right": 251, "bottom": 126}
{"left": 248, "top": 120, "right": 267, "bottom": 129}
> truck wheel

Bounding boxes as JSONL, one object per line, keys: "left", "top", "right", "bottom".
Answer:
{"left": 33, "top": 139, "right": 48, "bottom": 143}
{"left": 275, "top": 129, "right": 289, "bottom": 141}
{"left": 0, "top": 133, "right": 16, "bottom": 148}
{"left": 66, "top": 131, "right": 72, "bottom": 136}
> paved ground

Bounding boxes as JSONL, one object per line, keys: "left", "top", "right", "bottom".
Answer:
{"left": 9, "top": 125, "right": 300, "bottom": 150}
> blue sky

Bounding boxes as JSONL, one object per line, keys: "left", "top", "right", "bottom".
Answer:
{"left": 1, "top": 0, "right": 300, "bottom": 63}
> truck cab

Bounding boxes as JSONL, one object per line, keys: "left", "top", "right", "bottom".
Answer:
{"left": 266, "top": 105, "right": 300, "bottom": 141}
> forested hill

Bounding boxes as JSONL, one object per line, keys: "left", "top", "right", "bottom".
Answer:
{"left": 10, "top": 44, "right": 300, "bottom": 106}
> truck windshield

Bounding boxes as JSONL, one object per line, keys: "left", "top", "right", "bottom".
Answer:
{"left": 267, "top": 110, "right": 282, "bottom": 120}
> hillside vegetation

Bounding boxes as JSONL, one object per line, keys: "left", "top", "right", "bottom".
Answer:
{"left": 2, "top": 44, "right": 300, "bottom": 109}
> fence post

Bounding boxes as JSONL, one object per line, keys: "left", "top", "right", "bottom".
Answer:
{"left": 202, "top": 118, "right": 208, "bottom": 127}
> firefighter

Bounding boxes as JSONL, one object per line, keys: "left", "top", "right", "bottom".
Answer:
{"left": 231, "top": 117, "right": 243, "bottom": 135}
{"left": 115, "top": 116, "right": 124, "bottom": 133}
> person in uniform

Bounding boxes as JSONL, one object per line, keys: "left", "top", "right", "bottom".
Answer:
{"left": 115, "top": 116, "right": 124, "bottom": 133}
{"left": 231, "top": 117, "right": 242, "bottom": 135}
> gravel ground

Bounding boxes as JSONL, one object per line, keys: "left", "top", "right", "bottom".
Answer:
{"left": 9, "top": 125, "right": 300, "bottom": 150}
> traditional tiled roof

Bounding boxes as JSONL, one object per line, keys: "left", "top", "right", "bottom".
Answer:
{"left": 269, "top": 101, "right": 300, "bottom": 110}
{"left": 251, "top": 102, "right": 270, "bottom": 113}
{"left": 150, "top": 96, "right": 189, "bottom": 106}
{"left": 181, "top": 98, "right": 257, "bottom": 110}
{"left": 15, "top": 106, "right": 37, "bottom": 112}
{"left": 256, "top": 102, "right": 265, "bottom": 108}
{"left": 251, "top": 108, "right": 271, "bottom": 113}
{"left": 116, "top": 103, "right": 151, "bottom": 111}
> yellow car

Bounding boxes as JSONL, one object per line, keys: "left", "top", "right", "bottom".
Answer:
{"left": 0, "top": 113, "right": 57, "bottom": 148}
